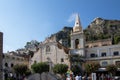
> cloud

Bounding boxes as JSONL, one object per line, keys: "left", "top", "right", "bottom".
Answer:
{"left": 67, "top": 13, "right": 77, "bottom": 23}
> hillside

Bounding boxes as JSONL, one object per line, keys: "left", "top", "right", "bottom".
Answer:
{"left": 84, "top": 17, "right": 120, "bottom": 44}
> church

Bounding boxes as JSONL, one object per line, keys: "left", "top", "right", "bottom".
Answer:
{"left": 30, "top": 14, "right": 120, "bottom": 73}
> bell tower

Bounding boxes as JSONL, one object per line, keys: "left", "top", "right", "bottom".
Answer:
{"left": 73, "top": 14, "right": 83, "bottom": 32}
{"left": 70, "top": 14, "right": 85, "bottom": 56}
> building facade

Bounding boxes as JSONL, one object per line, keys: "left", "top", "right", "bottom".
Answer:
{"left": 86, "top": 44, "right": 120, "bottom": 67}
{"left": 2, "top": 52, "right": 29, "bottom": 80}
{"left": 30, "top": 14, "right": 120, "bottom": 74}
{"left": 30, "top": 37, "right": 70, "bottom": 70}
{"left": 69, "top": 14, "right": 120, "bottom": 70}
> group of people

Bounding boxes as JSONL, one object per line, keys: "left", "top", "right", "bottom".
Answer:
{"left": 74, "top": 74, "right": 82, "bottom": 80}
{"left": 66, "top": 74, "right": 83, "bottom": 80}
{"left": 97, "top": 73, "right": 114, "bottom": 80}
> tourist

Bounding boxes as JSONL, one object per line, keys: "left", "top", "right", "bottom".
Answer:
{"left": 75, "top": 74, "right": 79, "bottom": 80}
{"left": 75, "top": 74, "right": 82, "bottom": 80}
{"left": 66, "top": 77, "right": 71, "bottom": 80}
{"left": 78, "top": 74, "right": 82, "bottom": 80}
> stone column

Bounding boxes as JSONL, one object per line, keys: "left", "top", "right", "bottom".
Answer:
{"left": 109, "top": 48, "right": 113, "bottom": 64}
{"left": 97, "top": 49, "right": 100, "bottom": 57}
{"left": 0, "top": 32, "right": 3, "bottom": 80}
{"left": 107, "top": 48, "right": 110, "bottom": 56}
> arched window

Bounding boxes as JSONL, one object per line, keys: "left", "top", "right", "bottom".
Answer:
{"left": 75, "top": 39, "right": 79, "bottom": 49}
{"left": 61, "top": 58, "right": 64, "bottom": 62}
{"left": 5, "top": 63, "right": 8, "bottom": 67}
{"left": 11, "top": 63, "right": 14, "bottom": 67}
{"left": 46, "top": 45, "right": 50, "bottom": 52}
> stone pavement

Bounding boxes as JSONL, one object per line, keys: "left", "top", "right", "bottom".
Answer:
{"left": 27, "top": 72, "right": 59, "bottom": 80}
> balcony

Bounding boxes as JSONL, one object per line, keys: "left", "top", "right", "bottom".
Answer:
{"left": 70, "top": 49, "right": 84, "bottom": 56}
{"left": 87, "top": 55, "right": 120, "bottom": 60}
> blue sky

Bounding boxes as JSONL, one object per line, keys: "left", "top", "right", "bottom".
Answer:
{"left": 0, "top": 0, "right": 120, "bottom": 52}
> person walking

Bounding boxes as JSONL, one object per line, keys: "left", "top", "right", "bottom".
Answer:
{"left": 75, "top": 74, "right": 79, "bottom": 80}
{"left": 78, "top": 74, "right": 82, "bottom": 80}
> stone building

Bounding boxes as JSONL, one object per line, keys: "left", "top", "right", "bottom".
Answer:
{"left": 85, "top": 39, "right": 112, "bottom": 48}
{"left": 30, "top": 14, "right": 120, "bottom": 74}
{"left": 0, "top": 32, "right": 3, "bottom": 80}
{"left": 30, "top": 36, "right": 70, "bottom": 70}
{"left": 2, "top": 52, "right": 29, "bottom": 79}
{"left": 86, "top": 45, "right": 120, "bottom": 66}
{"left": 30, "top": 14, "right": 85, "bottom": 70}
{"left": 69, "top": 15, "right": 120, "bottom": 75}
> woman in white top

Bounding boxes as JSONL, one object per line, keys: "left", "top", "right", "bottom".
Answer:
{"left": 75, "top": 75, "right": 79, "bottom": 80}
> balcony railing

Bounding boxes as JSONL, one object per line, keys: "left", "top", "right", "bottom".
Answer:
{"left": 87, "top": 55, "right": 120, "bottom": 60}
{"left": 70, "top": 49, "right": 84, "bottom": 56}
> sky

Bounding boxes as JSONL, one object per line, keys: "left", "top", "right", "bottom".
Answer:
{"left": 0, "top": 0, "right": 120, "bottom": 53}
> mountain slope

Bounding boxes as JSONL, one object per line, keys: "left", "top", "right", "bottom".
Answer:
{"left": 84, "top": 17, "right": 120, "bottom": 44}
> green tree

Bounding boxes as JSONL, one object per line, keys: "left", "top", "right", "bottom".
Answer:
{"left": 106, "top": 64, "right": 117, "bottom": 76}
{"left": 31, "top": 62, "right": 49, "bottom": 73}
{"left": 53, "top": 64, "right": 68, "bottom": 79}
{"left": 114, "top": 36, "right": 120, "bottom": 44}
{"left": 116, "top": 63, "right": 120, "bottom": 68}
{"left": 31, "top": 62, "right": 49, "bottom": 80}
{"left": 71, "top": 65, "right": 81, "bottom": 75}
{"left": 69, "top": 55, "right": 85, "bottom": 75}
{"left": 28, "top": 50, "right": 34, "bottom": 58}
{"left": 13, "top": 64, "right": 30, "bottom": 79}
{"left": 84, "top": 62, "right": 100, "bottom": 74}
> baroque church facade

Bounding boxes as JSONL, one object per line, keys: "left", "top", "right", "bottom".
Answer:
{"left": 30, "top": 14, "right": 120, "bottom": 72}
{"left": 30, "top": 36, "right": 70, "bottom": 70}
